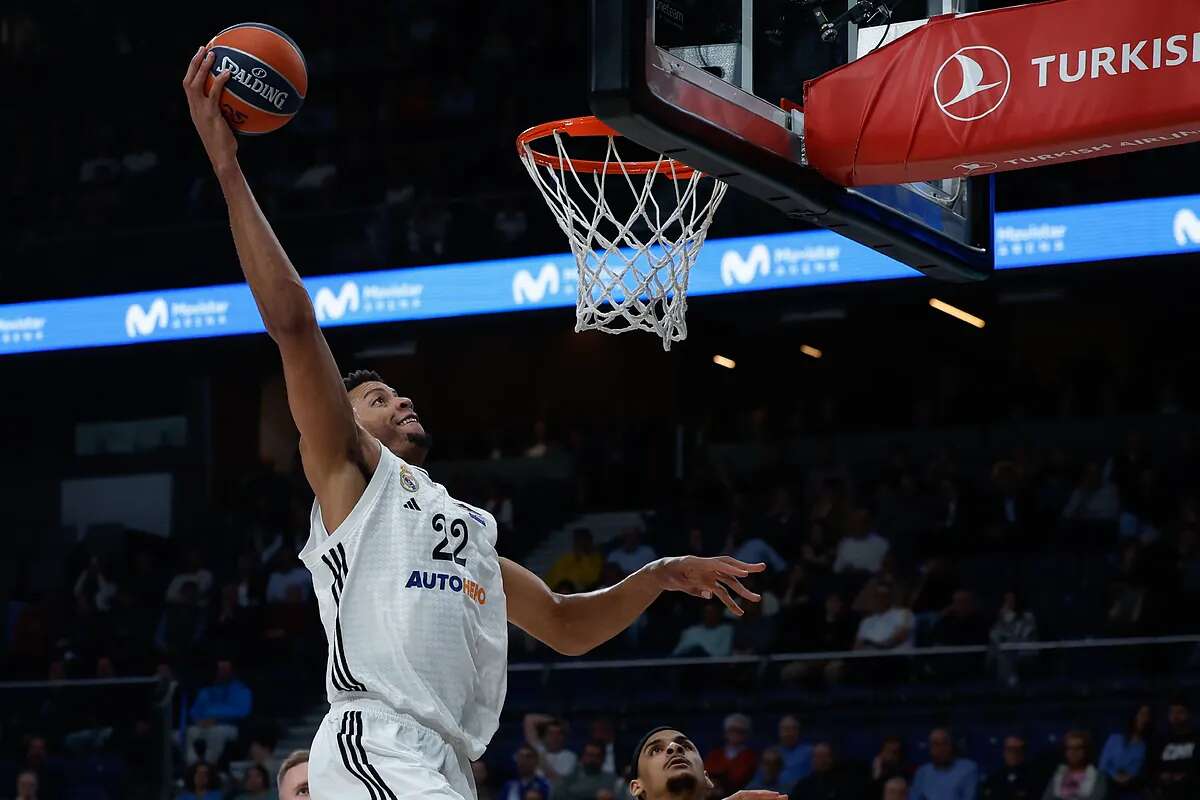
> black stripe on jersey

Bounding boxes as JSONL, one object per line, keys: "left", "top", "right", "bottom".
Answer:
{"left": 337, "top": 711, "right": 381, "bottom": 800}
{"left": 353, "top": 711, "right": 399, "bottom": 800}
{"left": 321, "top": 549, "right": 367, "bottom": 693}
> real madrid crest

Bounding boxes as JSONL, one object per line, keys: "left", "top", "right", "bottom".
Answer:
{"left": 399, "top": 466, "right": 420, "bottom": 493}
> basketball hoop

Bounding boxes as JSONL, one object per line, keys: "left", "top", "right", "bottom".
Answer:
{"left": 517, "top": 116, "right": 728, "bottom": 350}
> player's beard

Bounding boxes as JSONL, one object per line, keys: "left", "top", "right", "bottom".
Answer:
{"left": 405, "top": 430, "right": 434, "bottom": 452}
{"left": 664, "top": 773, "right": 700, "bottom": 798}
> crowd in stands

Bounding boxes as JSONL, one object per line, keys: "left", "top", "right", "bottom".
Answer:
{"left": 470, "top": 699, "right": 1199, "bottom": 800}
{"left": 4, "top": 0, "right": 1198, "bottom": 304}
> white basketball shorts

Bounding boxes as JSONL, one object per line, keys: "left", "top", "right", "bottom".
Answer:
{"left": 309, "top": 701, "right": 476, "bottom": 800}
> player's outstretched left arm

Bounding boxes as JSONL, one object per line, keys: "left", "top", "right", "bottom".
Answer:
{"left": 500, "top": 556, "right": 765, "bottom": 657}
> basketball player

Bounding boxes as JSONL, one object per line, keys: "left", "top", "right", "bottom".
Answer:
{"left": 183, "top": 49, "right": 765, "bottom": 800}
{"left": 630, "top": 727, "right": 787, "bottom": 800}
{"left": 277, "top": 750, "right": 309, "bottom": 799}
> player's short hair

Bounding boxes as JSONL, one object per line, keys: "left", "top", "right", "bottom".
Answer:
{"left": 343, "top": 369, "right": 385, "bottom": 393}
{"left": 277, "top": 749, "right": 310, "bottom": 789}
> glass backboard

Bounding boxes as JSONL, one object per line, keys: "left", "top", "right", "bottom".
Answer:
{"left": 590, "top": 0, "right": 995, "bottom": 282}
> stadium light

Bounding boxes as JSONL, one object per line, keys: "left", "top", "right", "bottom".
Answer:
{"left": 713, "top": 355, "right": 736, "bottom": 369}
{"left": 929, "top": 298, "right": 986, "bottom": 329}
{"left": 800, "top": 345, "right": 823, "bottom": 359}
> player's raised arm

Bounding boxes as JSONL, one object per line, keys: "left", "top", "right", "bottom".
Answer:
{"left": 182, "top": 48, "right": 374, "bottom": 515}
{"left": 501, "top": 556, "right": 765, "bottom": 657}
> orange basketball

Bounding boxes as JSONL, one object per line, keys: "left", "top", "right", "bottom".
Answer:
{"left": 203, "top": 23, "right": 307, "bottom": 135}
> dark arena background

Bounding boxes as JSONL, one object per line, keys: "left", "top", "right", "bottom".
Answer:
{"left": 2, "top": 1, "right": 1200, "bottom": 799}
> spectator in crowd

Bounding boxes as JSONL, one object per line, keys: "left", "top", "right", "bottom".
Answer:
{"left": 231, "top": 764, "right": 276, "bottom": 800}
{"left": 746, "top": 747, "right": 787, "bottom": 793}
{"left": 525, "top": 420, "right": 551, "bottom": 458}
{"left": 155, "top": 578, "right": 208, "bottom": 657}
{"left": 557, "top": 741, "right": 618, "bottom": 800}
{"left": 1062, "top": 463, "right": 1120, "bottom": 524}
{"left": 762, "top": 485, "right": 803, "bottom": 554}
{"left": 209, "top": 583, "right": 255, "bottom": 656}
{"left": 834, "top": 510, "right": 890, "bottom": 575}
{"left": 264, "top": 549, "right": 310, "bottom": 604}
{"left": 788, "top": 742, "right": 861, "bottom": 800}
{"left": 800, "top": 521, "right": 837, "bottom": 575}
{"left": 546, "top": 529, "right": 604, "bottom": 592}
{"left": 672, "top": 602, "right": 734, "bottom": 658}
{"left": 852, "top": 554, "right": 911, "bottom": 615}
{"left": 186, "top": 659, "right": 253, "bottom": 765}
{"left": 1098, "top": 705, "right": 1151, "bottom": 794}
{"left": 245, "top": 729, "right": 282, "bottom": 787}
{"left": 989, "top": 591, "right": 1039, "bottom": 687}
{"left": 704, "top": 713, "right": 759, "bottom": 794}
{"left": 911, "top": 728, "right": 979, "bottom": 800}
{"left": 589, "top": 717, "right": 622, "bottom": 774}
{"left": 13, "top": 770, "right": 37, "bottom": 800}
{"left": 276, "top": 750, "right": 308, "bottom": 800}
{"left": 473, "top": 760, "right": 495, "bottom": 800}
{"left": 884, "top": 775, "right": 910, "bottom": 800}
{"left": 854, "top": 584, "right": 915, "bottom": 653}
{"left": 502, "top": 745, "right": 551, "bottom": 800}
{"left": 1043, "top": 730, "right": 1107, "bottom": 800}
{"left": 982, "top": 736, "right": 1039, "bottom": 800}
{"left": 523, "top": 714, "right": 578, "bottom": 785}
{"left": 722, "top": 517, "right": 787, "bottom": 573}
{"left": 484, "top": 482, "right": 515, "bottom": 537}
{"left": 772, "top": 714, "right": 814, "bottom": 787}
{"left": 166, "top": 548, "right": 215, "bottom": 606}
{"left": 932, "top": 590, "right": 990, "bottom": 646}
{"left": 73, "top": 556, "right": 119, "bottom": 613}
{"left": 872, "top": 736, "right": 913, "bottom": 792}
{"left": 607, "top": 527, "right": 658, "bottom": 576}
{"left": 180, "top": 762, "right": 224, "bottom": 800}
{"left": 1148, "top": 698, "right": 1199, "bottom": 800}
{"left": 779, "top": 592, "right": 857, "bottom": 686}
{"left": 981, "top": 460, "right": 1034, "bottom": 549}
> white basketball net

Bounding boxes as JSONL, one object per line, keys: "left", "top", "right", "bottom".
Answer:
{"left": 520, "top": 130, "right": 728, "bottom": 350}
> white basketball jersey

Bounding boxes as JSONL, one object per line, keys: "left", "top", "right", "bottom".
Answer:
{"left": 299, "top": 445, "right": 508, "bottom": 759}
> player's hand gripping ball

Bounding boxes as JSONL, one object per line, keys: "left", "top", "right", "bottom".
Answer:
{"left": 202, "top": 23, "right": 307, "bottom": 134}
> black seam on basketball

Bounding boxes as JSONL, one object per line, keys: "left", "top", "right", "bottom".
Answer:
{"left": 214, "top": 22, "right": 307, "bottom": 73}
{"left": 209, "top": 44, "right": 305, "bottom": 115}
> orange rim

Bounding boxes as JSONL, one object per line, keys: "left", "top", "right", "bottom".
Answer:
{"left": 517, "top": 115, "right": 697, "bottom": 179}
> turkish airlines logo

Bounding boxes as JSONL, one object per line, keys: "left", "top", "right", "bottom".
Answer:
{"left": 721, "top": 245, "right": 771, "bottom": 286}
{"left": 314, "top": 282, "right": 361, "bottom": 321}
{"left": 934, "top": 46, "right": 1011, "bottom": 122}
{"left": 125, "top": 298, "right": 169, "bottom": 337}
{"left": 956, "top": 162, "right": 998, "bottom": 176}
{"left": 512, "top": 264, "right": 561, "bottom": 304}
{"left": 1174, "top": 209, "right": 1200, "bottom": 246}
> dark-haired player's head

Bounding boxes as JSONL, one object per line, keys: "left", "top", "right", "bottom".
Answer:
{"left": 343, "top": 369, "right": 433, "bottom": 464}
{"left": 629, "top": 729, "right": 713, "bottom": 800}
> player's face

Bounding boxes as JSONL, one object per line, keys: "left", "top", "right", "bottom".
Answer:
{"left": 279, "top": 761, "right": 310, "bottom": 799}
{"left": 630, "top": 731, "right": 712, "bottom": 800}
{"left": 350, "top": 381, "right": 430, "bottom": 461}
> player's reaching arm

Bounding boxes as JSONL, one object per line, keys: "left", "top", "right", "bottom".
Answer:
{"left": 501, "top": 556, "right": 764, "bottom": 656}
{"left": 182, "top": 47, "right": 376, "bottom": 528}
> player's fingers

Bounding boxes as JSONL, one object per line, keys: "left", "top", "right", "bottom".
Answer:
{"left": 718, "top": 575, "right": 761, "bottom": 603}
{"left": 191, "top": 50, "right": 214, "bottom": 93}
{"left": 208, "top": 68, "right": 233, "bottom": 110}
{"left": 183, "top": 45, "right": 205, "bottom": 89}
{"left": 710, "top": 582, "right": 742, "bottom": 616}
{"left": 719, "top": 556, "right": 766, "bottom": 573}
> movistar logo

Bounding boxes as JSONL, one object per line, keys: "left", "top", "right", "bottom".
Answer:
{"left": 1175, "top": 209, "right": 1200, "bottom": 246}
{"left": 125, "top": 298, "right": 169, "bottom": 338}
{"left": 512, "top": 264, "right": 561, "bottom": 304}
{"left": 721, "top": 245, "right": 771, "bottom": 286}
{"left": 314, "top": 282, "right": 360, "bottom": 321}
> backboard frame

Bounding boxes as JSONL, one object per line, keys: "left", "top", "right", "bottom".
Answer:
{"left": 589, "top": 0, "right": 995, "bottom": 282}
